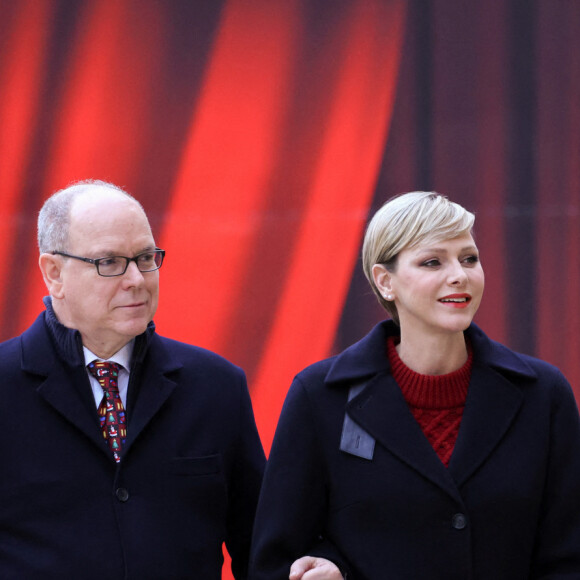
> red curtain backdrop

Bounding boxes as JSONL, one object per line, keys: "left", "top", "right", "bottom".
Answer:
{"left": 0, "top": 1, "right": 578, "bottom": 577}
{"left": 158, "top": 0, "right": 405, "bottom": 453}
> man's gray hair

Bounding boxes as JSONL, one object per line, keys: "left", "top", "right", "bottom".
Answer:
{"left": 37, "top": 179, "right": 142, "bottom": 254}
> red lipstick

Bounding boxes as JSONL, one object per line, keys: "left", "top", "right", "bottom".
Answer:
{"left": 438, "top": 293, "right": 471, "bottom": 308}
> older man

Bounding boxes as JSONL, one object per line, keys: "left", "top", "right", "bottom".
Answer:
{"left": 0, "top": 180, "right": 265, "bottom": 579}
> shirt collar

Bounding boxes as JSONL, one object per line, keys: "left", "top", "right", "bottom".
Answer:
{"left": 83, "top": 340, "right": 135, "bottom": 371}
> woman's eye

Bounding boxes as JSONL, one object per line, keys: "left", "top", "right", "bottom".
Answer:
{"left": 463, "top": 255, "right": 479, "bottom": 265}
{"left": 422, "top": 259, "right": 440, "bottom": 267}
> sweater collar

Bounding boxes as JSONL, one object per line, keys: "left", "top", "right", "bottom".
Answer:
{"left": 386, "top": 335, "right": 472, "bottom": 409}
{"left": 42, "top": 296, "right": 155, "bottom": 369}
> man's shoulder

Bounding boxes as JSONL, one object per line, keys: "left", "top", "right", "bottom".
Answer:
{"left": 0, "top": 334, "right": 23, "bottom": 364}
{"left": 0, "top": 312, "right": 49, "bottom": 369}
{"left": 151, "top": 334, "right": 245, "bottom": 376}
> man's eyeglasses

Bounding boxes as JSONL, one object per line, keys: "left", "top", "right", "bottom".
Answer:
{"left": 52, "top": 249, "right": 165, "bottom": 277}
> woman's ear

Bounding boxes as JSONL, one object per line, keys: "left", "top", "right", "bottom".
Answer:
{"left": 372, "top": 263, "right": 394, "bottom": 300}
{"left": 39, "top": 253, "right": 65, "bottom": 298}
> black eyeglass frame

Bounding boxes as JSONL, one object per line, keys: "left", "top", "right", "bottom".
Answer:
{"left": 52, "top": 248, "right": 165, "bottom": 277}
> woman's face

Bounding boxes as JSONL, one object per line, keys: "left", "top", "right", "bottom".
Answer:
{"left": 378, "top": 233, "right": 485, "bottom": 336}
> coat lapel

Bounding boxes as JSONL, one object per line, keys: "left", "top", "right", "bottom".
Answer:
{"left": 36, "top": 364, "right": 108, "bottom": 452}
{"left": 34, "top": 340, "right": 181, "bottom": 459}
{"left": 123, "top": 337, "right": 181, "bottom": 452}
{"left": 447, "top": 322, "right": 536, "bottom": 485}
{"left": 328, "top": 320, "right": 536, "bottom": 502}
{"left": 329, "top": 321, "right": 459, "bottom": 499}
{"left": 21, "top": 313, "right": 109, "bottom": 455}
{"left": 21, "top": 310, "right": 183, "bottom": 460}
{"left": 347, "top": 372, "right": 462, "bottom": 502}
{"left": 448, "top": 363, "right": 524, "bottom": 486}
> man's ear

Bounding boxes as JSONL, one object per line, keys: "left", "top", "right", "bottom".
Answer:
{"left": 372, "top": 263, "right": 393, "bottom": 298}
{"left": 39, "top": 253, "right": 65, "bottom": 298}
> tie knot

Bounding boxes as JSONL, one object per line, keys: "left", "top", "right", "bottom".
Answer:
{"left": 88, "top": 361, "right": 121, "bottom": 391}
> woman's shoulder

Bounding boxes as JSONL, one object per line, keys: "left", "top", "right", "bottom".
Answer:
{"left": 293, "top": 320, "right": 396, "bottom": 391}
{"left": 469, "top": 323, "right": 572, "bottom": 395}
{"left": 293, "top": 354, "right": 340, "bottom": 389}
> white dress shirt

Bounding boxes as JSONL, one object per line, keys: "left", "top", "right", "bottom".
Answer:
{"left": 83, "top": 340, "right": 134, "bottom": 408}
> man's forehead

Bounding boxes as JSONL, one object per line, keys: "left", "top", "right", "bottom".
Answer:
{"left": 90, "top": 242, "right": 157, "bottom": 257}
{"left": 67, "top": 192, "right": 154, "bottom": 250}
{"left": 69, "top": 192, "right": 150, "bottom": 230}
{"left": 70, "top": 189, "right": 139, "bottom": 213}
{"left": 68, "top": 237, "right": 156, "bottom": 259}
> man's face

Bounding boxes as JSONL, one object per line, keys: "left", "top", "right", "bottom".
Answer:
{"left": 55, "top": 192, "right": 159, "bottom": 358}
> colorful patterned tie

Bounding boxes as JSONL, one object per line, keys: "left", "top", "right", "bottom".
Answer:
{"left": 87, "top": 361, "right": 126, "bottom": 463}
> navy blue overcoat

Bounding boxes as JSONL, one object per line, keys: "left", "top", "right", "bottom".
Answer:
{"left": 250, "top": 320, "right": 580, "bottom": 579}
{"left": 0, "top": 302, "right": 265, "bottom": 579}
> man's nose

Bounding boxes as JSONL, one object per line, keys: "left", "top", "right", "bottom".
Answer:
{"left": 123, "top": 260, "right": 146, "bottom": 284}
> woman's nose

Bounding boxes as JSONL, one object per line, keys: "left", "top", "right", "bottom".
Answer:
{"left": 448, "top": 262, "right": 467, "bottom": 285}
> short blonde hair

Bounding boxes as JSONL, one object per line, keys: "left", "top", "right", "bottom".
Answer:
{"left": 362, "top": 191, "right": 475, "bottom": 321}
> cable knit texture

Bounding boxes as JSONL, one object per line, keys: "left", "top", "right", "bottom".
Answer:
{"left": 386, "top": 336, "right": 472, "bottom": 466}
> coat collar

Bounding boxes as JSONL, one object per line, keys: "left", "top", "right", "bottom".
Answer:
{"left": 20, "top": 298, "right": 181, "bottom": 462}
{"left": 325, "top": 319, "right": 537, "bottom": 385}
{"left": 332, "top": 320, "right": 533, "bottom": 498}
{"left": 34, "top": 296, "right": 158, "bottom": 371}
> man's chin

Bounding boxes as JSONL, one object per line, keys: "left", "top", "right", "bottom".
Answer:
{"left": 116, "top": 317, "right": 151, "bottom": 338}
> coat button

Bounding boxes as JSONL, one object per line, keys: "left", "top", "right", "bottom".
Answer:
{"left": 452, "top": 513, "right": 467, "bottom": 530}
{"left": 116, "top": 488, "right": 129, "bottom": 502}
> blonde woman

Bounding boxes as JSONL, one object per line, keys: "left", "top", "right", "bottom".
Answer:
{"left": 250, "top": 192, "right": 580, "bottom": 579}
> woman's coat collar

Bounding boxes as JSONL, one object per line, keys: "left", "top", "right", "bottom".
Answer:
{"left": 325, "top": 319, "right": 537, "bottom": 386}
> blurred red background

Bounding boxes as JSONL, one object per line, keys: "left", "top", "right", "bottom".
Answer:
{"left": 0, "top": 1, "right": 578, "bottom": 577}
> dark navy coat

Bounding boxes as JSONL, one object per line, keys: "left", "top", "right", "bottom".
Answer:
{"left": 250, "top": 321, "right": 580, "bottom": 579}
{"left": 0, "top": 302, "right": 265, "bottom": 579}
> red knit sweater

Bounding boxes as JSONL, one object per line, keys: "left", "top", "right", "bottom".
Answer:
{"left": 386, "top": 336, "right": 472, "bottom": 467}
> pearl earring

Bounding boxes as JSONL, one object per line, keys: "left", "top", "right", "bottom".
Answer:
{"left": 386, "top": 294, "right": 393, "bottom": 301}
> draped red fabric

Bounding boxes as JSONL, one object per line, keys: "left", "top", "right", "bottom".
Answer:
{"left": 0, "top": 1, "right": 406, "bottom": 576}
{"left": 155, "top": 0, "right": 406, "bottom": 568}
{"left": 0, "top": 1, "right": 579, "bottom": 578}
{"left": 157, "top": 0, "right": 305, "bottom": 353}
{"left": 430, "top": 0, "right": 510, "bottom": 345}
{"left": 16, "top": 0, "right": 169, "bottom": 333}
{"left": 157, "top": 0, "right": 406, "bottom": 454}
{"left": 535, "top": 1, "right": 580, "bottom": 392}
{"left": 0, "top": 0, "right": 51, "bottom": 316}
{"left": 41, "top": 1, "right": 166, "bottom": 184}
{"left": 249, "top": 0, "right": 406, "bottom": 451}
